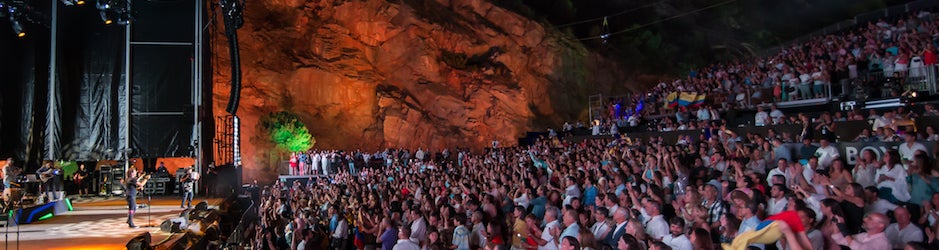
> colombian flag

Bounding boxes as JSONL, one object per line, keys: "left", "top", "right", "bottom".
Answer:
{"left": 691, "top": 93, "right": 706, "bottom": 107}
{"left": 666, "top": 92, "right": 679, "bottom": 108}
{"left": 678, "top": 92, "right": 697, "bottom": 107}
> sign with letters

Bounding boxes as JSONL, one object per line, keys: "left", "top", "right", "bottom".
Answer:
{"left": 838, "top": 142, "right": 934, "bottom": 165}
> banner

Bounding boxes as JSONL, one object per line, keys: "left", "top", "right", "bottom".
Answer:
{"left": 678, "top": 92, "right": 697, "bottom": 107}
{"left": 666, "top": 92, "right": 678, "bottom": 108}
{"left": 838, "top": 142, "right": 935, "bottom": 165}
{"left": 691, "top": 94, "right": 706, "bottom": 107}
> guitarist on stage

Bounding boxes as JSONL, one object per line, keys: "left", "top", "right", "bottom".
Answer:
{"left": 123, "top": 167, "right": 150, "bottom": 228}
{"left": 37, "top": 161, "right": 62, "bottom": 202}
{"left": 73, "top": 164, "right": 90, "bottom": 197}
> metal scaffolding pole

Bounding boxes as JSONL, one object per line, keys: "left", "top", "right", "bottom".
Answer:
{"left": 123, "top": 1, "right": 132, "bottom": 170}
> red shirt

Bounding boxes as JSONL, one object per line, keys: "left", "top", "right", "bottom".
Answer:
{"left": 924, "top": 50, "right": 937, "bottom": 65}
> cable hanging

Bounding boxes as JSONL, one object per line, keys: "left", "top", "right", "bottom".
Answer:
{"left": 579, "top": 0, "right": 737, "bottom": 41}
{"left": 553, "top": 0, "right": 669, "bottom": 28}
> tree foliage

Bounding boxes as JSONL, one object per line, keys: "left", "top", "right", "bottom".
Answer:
{"left": 262, "top": 111, "right": 315, "bottom": 152}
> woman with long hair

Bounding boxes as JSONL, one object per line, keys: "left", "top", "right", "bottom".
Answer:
{"left": 819, "top": 198, "right": 847, "bottom": 250}
{"left": 719, "top": 213, "right": 741, "bottom": 245}
{"left": 853, "top": 149, "right": 880, "bottom": 188}
{"left": 827, "top": 160, "right": 853, "bottom": 187}
{"left": 875, "top": 149, "right": 911, "bottom": 203}
{"left": 908, "top": 154, "right": 939, "bottom": 206}
{"left": 689, "top": 227, "right": 715, "bottom": 250}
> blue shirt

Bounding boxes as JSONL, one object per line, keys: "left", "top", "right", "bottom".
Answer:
{"left": 330, "top": 215, "right": 339, "bottom": 232}
{"left": 909, "top": 174, "right": 939, "bottom": 205}
{"left": 583, "top": 186, "right": 599, "bottom": 206}
{"left": 530, "top": 197, "right": 547, "bottom": 219}
{"left": 739, "top": 216, "right": 764, "bottom": 249}
{"left": 381, "top": 228, "right": 398, "bottom": 250}
{"left": 561, "top": 223, "right": 580, "bottom": 240}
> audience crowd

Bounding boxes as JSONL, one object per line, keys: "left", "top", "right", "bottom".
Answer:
{"left": 248, "top": 104, "right": 939, "bottom": 250}
{"left": 243, "top": 10, "right": 939, "bottom": 250}
{"left": 601, "top": 12, "right": 938, "bottom": 132}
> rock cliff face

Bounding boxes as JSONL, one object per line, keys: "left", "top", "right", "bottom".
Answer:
{"left": 212, "top": 0, "right": 632, "bottom": 180}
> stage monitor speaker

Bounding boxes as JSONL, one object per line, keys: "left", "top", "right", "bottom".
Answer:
{"left": 160, "top": 217, "right": 188, "bottom": 233}
{"left": 126, "top": 231, "right": 153, "bottom": 250}
{"left": 194, "top": 201, "right": 208, "bottom": 211}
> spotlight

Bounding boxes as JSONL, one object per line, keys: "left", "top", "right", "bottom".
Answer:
{"left": 60, "top": 0, "right": 86, "bottom": 6}
{"left": 116, "top": 10, "right": 131, "bottom": 25}
{"left": 100, "top": 10, "right": 113, "bottom": 24}
{"left": 11, "top": 20, "right": 25, "bottom": 37}
{"left": 96, "top": 0, "right": 111, "bottom": 10}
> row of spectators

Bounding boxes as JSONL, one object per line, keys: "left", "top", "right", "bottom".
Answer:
{"left": 601, "top": 12, "right": 938, "bottom": 125}
{"left": 250, "top": 106, "right": 939, "bottom": 250}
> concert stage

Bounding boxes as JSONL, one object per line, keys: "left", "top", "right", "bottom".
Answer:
{"left": 1, "top": 196, "right": 221, "bottom": 250}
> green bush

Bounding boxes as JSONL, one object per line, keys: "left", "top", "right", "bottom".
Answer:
{"left": 262, "top": 111, "right": 315, "bottom": 152}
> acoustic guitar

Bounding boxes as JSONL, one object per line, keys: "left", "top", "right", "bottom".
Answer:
{"left": 39, "top": 167, "right": 59, "bottom": 183}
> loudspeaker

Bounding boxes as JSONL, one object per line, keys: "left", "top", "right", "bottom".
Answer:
{"left": 194, "top": 201, "right": 208, "bottom": 211}
{"left": 159, "top": 217, "right": 188, "bottom": 233}
{"left": 126, "top": 231, "right": 153, "bottom": 250}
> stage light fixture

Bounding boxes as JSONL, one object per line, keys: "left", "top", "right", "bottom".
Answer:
{"left": 11, "top": 19, "right": 24, "bottom": 37}
{"left": 100, "top": 11, "right": 113, "bottom": 24}
{"left": 116, "top": 10, "right": 131, "bottom": 25}
{"left": 61, "top": 0, "right": 86, "bottom": 6}
{"left": 96, "top": 0, "right": 111, "bottom": 10}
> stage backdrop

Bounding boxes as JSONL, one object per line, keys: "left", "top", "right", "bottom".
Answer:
{"left": 0, "top": 2, "right": 194, "bottom": 166}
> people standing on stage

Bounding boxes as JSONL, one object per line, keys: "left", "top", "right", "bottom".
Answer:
{"left": 180, "top": 167, "right": 199, "bottom": 208}
{"left": 73, "top": 164, "right": 91, "bottom": 197}
{"left": 312, "top": 152, "right": 321, "bottom": 175}
{"left": 2, "top": 158, "right": 20, "bottom": 190}
{"left": 37, "top": 161, "right": 62, "bottom": 202}
{"left": 289, "top": 152, "right": 298, "bottom": 175}
{"left": 321, "top": 151, "right": 330, "bottom": 175}
{"left": 125, "top": 168, "right": 142, "bottom": 228}
{"left": 297, "top": 151, "right": 310, "bottom": 175}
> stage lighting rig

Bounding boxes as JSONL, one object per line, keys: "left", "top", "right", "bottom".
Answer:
{"left": 97, "top": 0, "right": 130, "bottom": 25}
{"left": 61, "top": 0, "right": 85, "bottom": 6}
{"left": 10, "top": 17, "right": 24, "bottom": 37}
{"left": 2, "top": 2, "right": 27, "bottom": 38}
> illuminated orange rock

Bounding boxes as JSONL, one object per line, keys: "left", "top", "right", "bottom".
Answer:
{"left": 212, "top": 0, "right": 633, "bottom": 181}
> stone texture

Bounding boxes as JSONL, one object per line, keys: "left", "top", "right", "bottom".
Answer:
{"left": 211, "top": 0, "right": 633, "bottom": 181}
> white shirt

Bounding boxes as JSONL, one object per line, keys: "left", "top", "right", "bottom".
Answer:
{"left": 875, "top": 164, "right": 910, "bottom": 202}
{"left": 885, "top": 223, "right": 923, "bottom": 249}
{"left": 868, "top": 199, "right": 899, "bottom": 215}
{"left": 814, "top": 145, "right": 840, "bottom": 169}
{"left": 539, "top": 221, "right": 560, "bottom": 250}
{"left": 767, "top": 197, "right": 788, "bottom": 215}
{"left": 766, "top": 167, "right": 790, "bottom": 185}
{"left": 898, "top": 142, "right": 927, "bottom": 161}
{"left": 563, "top": 185, "right": 581, "bottom": 206}
{"left": 590, "top": 221, "right": 611, "bottom": 240}
{"left": 755, "top": 111, "right": 769, "bottom": 126}
{"left": 662, "top": 234, "right": 693, "bottom": 250}
{"left": 770, "top": 110, "right": 784, "bottom": 123}
{"left": 393, "top": 239, "right": 421, "bottom": 250}
{"left": 853, "top": 164, "right": 878, "bottom": 188}
{"left": 410, "top": 216, "right": 427, "bottom": 243}
{"left": 644, "top": 215, "right": 669, "bottom": 240}
{"left": 333, "top": 218, "right": 349, "bottom": 239}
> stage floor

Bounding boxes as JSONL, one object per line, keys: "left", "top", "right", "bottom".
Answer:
{"left": 1, "top": 195, "right": 221, "bottom": 250}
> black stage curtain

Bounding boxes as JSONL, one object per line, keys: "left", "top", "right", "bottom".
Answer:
{"left": 1, "top": 2, "right": 194, "bottom": 164}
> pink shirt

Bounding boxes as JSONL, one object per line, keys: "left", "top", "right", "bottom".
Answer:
{"left": 830, "top": 232, "right": 890, "bottom": 250}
